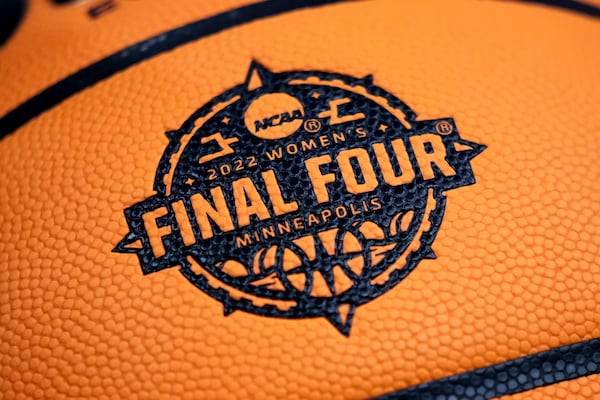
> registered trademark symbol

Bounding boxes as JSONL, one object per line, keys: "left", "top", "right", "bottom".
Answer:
{"left": 435, "top": 121, "right": 453, "bottom": 135}
{"left": 304, "top": 119, "right": 322, "bottom": 133}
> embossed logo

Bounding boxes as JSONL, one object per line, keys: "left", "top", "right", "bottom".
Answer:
{"left": 115, "top": 62, "right": 485, "bottom": 335}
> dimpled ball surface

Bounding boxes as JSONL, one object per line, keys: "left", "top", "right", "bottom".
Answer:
{"left": 0, "top": 0, "right": 599, "bottom": 399}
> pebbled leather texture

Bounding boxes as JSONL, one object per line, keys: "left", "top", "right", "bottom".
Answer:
{"left": 499, "top": 372, "right": 600, "bottom": 399}
{"left": 0, "top": 1, "right": 599, "bottom": 399}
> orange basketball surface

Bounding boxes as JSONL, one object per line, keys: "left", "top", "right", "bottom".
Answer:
{"left": 0, "top": 0, "right": 599, "bottom": 399}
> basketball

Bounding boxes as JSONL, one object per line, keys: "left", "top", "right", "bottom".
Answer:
{"left": 1, "top": 0, "right": 599, "bottom": 398}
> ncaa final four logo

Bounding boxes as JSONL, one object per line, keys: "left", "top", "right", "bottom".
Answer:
{"left": 115, "top": 62, "right": 485, "bottom": 335}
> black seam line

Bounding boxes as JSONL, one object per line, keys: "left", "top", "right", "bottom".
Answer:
{"left": 0, "top": 0, "right": 596, "bottom": 141}
{"left": 510, "top": 0, "right": 600, "bottom": 17}
{"left": 372, "top": 337, "right": 600, "bottom": 400}
{"left": 0, "top": 0, "right": 353, "bottom": 140}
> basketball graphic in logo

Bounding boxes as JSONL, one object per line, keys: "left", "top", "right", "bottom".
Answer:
{"left": 115, "top": 62, "right": 485, "bottom": 335}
